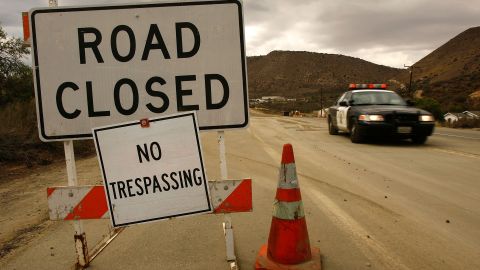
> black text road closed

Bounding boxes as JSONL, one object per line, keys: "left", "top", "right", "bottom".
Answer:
{"left": 30, "top": 0, "right": 248, "bottom": 141}
{"left": 93, "top": 112, "right": 211, "bottom": 227}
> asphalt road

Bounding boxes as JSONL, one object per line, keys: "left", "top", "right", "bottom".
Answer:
{"left": 1, "top": 113, "right": 479, "bottom": 269}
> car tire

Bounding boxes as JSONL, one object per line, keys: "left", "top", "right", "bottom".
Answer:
{"left": 350, "top": 120, "right": 364, "bottom": 143}
{"left": 411, "top": 135, "right": 427, "bottom": 144}
{"left": 328, "top": 117, "right": 338, "bottom": 135}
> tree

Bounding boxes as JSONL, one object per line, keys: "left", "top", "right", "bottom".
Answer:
{"left": 0, "top": 24, "right": 32, "bottom": 105}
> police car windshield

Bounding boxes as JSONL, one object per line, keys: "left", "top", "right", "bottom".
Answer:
{"left": 350, "top": 91, "right": 406, "bottom": 106}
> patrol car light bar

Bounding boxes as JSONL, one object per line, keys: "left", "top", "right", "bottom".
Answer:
{"left": 349, "top": 83, "right": 387, "bottom": 90}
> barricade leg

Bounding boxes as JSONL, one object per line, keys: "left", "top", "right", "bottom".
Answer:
{"left": 64, "top": 141, "right": 89, "bottom": 268}
{"left": 218, "top": 131, "right": 239, "bottom": 270}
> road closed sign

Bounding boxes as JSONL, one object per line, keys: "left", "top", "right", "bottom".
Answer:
{"left": 30, "top": 0, "right": 248, "bottom": 141}
{"left": 93, "top": 112, "right": 211, "bottom": 227}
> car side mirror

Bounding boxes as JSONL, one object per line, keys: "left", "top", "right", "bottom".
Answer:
{"left": 406, "top": 99, "right": 415, "bottom": 106}
{"left": 339, "top": 101, "right": 348, "bottom": 107}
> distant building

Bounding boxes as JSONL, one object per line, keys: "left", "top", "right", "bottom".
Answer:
{"left": 249, "top": 98, "right": 264, "bottom": 103}
{"left": 463, "top": 111, "right": 480, "bottom": 119}
{"left": 445, "top": 111, "right": 480, "bottom": 123}
{"left": 261, "top": 96, "right": 286, "bottom": 102}
{"left": 444, "top": 112, "right": 467, "bottom": 123}
{"left": 249, "top": 98, "right": 266, "bottom": 107}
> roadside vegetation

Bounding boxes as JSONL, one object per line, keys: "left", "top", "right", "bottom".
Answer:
{"left": 444, "top": 118, "right": 480, "bottom": 128}
{"left": 0, "top": 25, "right": 94, "bottom": 170}
{"left": 251, "top": 100, "right": 326, "bottom": 115}
{"left": 413, "top": 97, "right": 444, "bottom": 122}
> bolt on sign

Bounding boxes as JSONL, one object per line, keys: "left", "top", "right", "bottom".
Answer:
{"left": 93, "top": 112, "right": 212, "bottom": 227}
{"left": 29, "top": 0, "right": 248, "bottom": 141}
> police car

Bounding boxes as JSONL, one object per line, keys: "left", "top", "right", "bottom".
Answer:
{"left": 327, "top": 84, "right": 435, "bottom": 144}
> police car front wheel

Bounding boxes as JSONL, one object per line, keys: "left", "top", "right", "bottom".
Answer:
{"left": 328, "top": 117, "right": 338, "bottom": 135}
{"left": 350, "top": 121, "right": 364, "bottom": 143}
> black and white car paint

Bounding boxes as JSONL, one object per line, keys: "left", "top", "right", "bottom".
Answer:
{"left": 327, "top": 88, "right": 435, "bottom": 144}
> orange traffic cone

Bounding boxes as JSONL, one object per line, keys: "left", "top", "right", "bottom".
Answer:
{"left": 255, "top": 144, "right": 321, "bottom": 270}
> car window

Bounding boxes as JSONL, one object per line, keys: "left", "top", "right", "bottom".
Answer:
{"left": 336, "top": 93, "right": 347, "bottom": 105}
{"left": 344, "top": 92, "right": 352, "bottom": 103}
{"left": 351, "top": 91, "right": 406, "bottom": 105}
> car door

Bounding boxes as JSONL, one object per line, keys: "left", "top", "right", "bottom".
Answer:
{"left": 336, "top": 92, "right": 351, "bottom": 131}
{"left": 330, "top": 92, "right": 346, "bottom": 127}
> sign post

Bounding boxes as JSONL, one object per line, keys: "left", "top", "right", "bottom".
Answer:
{"left": 41, "top": 0, "right": 90, "bottom": 267}
{"left": 218, "top": 130, "right": 238, "bottom": 269}
{"left": 64, "top": 141, "right": 89, "bottom": 267}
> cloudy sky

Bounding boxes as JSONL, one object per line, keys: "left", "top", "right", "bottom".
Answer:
{"left": 1, "top": 0, "right": 479, "bottom": 68}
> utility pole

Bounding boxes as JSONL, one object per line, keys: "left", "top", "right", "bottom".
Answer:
{"left": 320, "top": 89, "right": 323, "bottom": 117}
{"left": 404, "top": 64, "right": 421, "bottom": 98}
{"left": 404, "top": 64, "right": 413, "bottom": 97}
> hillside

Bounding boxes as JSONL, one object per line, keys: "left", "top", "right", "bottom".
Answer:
{"left": 247, "top": 27, "right": 480, "bottom": 112}
{"left": 247, "top": 51, "right": 405, "bottom": 106}
{"left": 407, "top": 26, "right": 480, "bottom": 111}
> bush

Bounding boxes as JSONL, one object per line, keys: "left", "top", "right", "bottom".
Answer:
{"left": 0, "top": 25, "right": 94, "bottom": 167}
{"left": 414, "top": 97, "right": 444, "bottom": 122}
{"left": 0, "top": 25, "right": 33, "bottom": 106}
{"left": 0, "top": 99, "right": 95, "bottom": 166}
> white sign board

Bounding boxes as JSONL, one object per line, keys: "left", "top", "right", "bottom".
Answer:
{"left": 93, "top": 112, "right": 211, "bottom": 227}
{"left": 30, "top": 0, "right": 248, "bottom": 141}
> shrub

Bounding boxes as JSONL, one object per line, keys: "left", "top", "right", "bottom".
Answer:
{"left": 414, "top": 97, "right": 444, "bottom": 122}
{"left": 0, "top": 100, "right": 95, "bottom": 166}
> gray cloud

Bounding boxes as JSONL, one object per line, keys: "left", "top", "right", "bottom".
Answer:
{"left": 243, "top": 0, "right": 480, "bottom": 66}
{"left": 1, "top": 0, "right": 479, "bottom": 67}
{"left": 311, "top": 0, "right": 480, "bottom": 51}
{"left": 0, "top": 1, "right": 44, "bottom": 36}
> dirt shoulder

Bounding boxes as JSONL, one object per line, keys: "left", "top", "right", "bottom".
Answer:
{"left": 0, "top": 154, "right": 97, "bottom": 260}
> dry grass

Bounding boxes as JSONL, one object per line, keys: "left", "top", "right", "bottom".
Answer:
{"left": 0, "top": 99, "right": 95, "bottom": 168}
{"left": 0, "top": 99, "right": 37, "bottom": 137}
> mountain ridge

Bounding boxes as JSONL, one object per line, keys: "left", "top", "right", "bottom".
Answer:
{"left": 247, "top": 26, "right": 480, "bottom": 111}
{"left": 247, "top": 50, "right": 405, "bottom": 105}
{"left": 410, "top": 26, "right": 480, "bottom": 110}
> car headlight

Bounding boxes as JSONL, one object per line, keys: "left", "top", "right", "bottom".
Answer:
{"left": 419, "top": 115, "right": 434, "bottom": 122}
{"left": 358, "top": 114, "right": 384, "bottom": 121}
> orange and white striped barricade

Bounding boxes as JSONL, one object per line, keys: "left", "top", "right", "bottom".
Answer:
{"left": 47, "top": 179, "right": 252, "bottom": 220}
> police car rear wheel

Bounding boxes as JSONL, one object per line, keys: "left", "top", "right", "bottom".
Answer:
{"left": 350, "top": 121, "right": 364, "bottom": 143}
{"left": 328, "top": 117, "right": 338, "bottom": 135}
